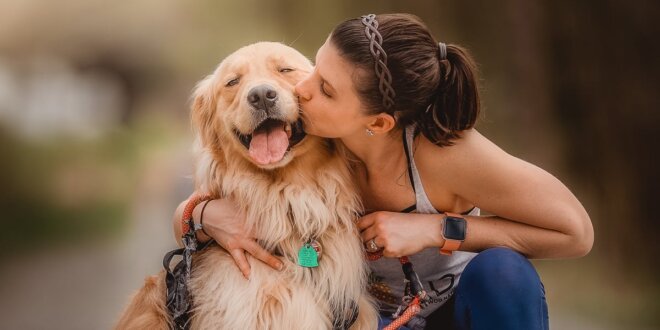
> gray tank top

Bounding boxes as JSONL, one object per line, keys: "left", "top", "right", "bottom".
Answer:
{"left": 367, "top": 125, "right": 479, "bottom": 318}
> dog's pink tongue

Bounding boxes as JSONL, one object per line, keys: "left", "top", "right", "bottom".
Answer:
{"left": 249, "top": 128, "right": 289, "bottom": 165}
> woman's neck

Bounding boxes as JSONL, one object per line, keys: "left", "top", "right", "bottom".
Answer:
{"left": 339, "top": 128, "right": 405, "bottom": 180}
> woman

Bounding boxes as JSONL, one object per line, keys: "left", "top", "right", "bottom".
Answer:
{"left": 173, "top": 13, "right": 593, "bottom": 329}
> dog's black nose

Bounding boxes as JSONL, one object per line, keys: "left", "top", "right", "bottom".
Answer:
{"left": 248, "top": 84, "right": 278, "bottom": 111}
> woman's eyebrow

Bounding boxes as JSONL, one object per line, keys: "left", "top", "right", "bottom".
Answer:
{"left": 322, "top": 77, "right": 336, "bottom": 93}
{"left": 314, "top": 49, "right": 337, "bottom": 93}
{"left": 315, "top": 62, "right": 337, "bottom": 94}
{"left": 317, "top": 67, "right": 336, "bottom": 92}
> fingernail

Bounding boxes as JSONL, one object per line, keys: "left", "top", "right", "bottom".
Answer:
{"left": 276, "top": 262, "right": 284, "bottom": 271}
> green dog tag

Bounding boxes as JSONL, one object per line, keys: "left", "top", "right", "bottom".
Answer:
{"left": 297, "top": 243, "right": 319, "bottom": 268}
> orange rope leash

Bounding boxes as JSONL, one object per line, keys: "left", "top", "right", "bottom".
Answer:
{"left": 181, "top": 193, "right": 211, "bottom": 235}
{"left": 366, "top": 252, "right": 425, "bottom": 329}
{"left": 383, "top": 297, "right": 421, "bottom": 330}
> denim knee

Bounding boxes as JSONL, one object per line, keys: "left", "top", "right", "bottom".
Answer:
{"left": 454, "top": 247, "right": 549, "bottom": 330}
{"left": 459, "top": 247, "right": 541, "bottom": 294}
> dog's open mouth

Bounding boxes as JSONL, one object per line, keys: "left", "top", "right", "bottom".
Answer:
{"left": 235, "top": 118, "right": 306, "bottom": 165}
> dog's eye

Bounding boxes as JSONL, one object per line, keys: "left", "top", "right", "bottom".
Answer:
{"left": 279, "top": 68, "right": 294, "bottom": 73}
{"left": 226, "top": 78, "right": 240, "bottom": 87}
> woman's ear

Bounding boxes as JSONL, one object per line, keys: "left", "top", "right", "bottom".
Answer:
{"left": 366, "top": 113, "right": 397, "bottom": 134}
{"left": 190, "top": 75, "right": 219, "bottom": 147}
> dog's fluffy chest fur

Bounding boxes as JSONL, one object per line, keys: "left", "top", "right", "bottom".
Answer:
{"left": 115, "top": 43, "right": 378, "bottom": 330}
{"left": 189, "top": 141, "right": 374, "bottom": 329}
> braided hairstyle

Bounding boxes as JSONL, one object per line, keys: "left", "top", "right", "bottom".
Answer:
{"left": 330, "top": 13, "right": 480, "bottom": 147}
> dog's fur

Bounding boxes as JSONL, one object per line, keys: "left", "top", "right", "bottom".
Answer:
{"left": 115, "top": 42, "right": 378, "bottom": 329}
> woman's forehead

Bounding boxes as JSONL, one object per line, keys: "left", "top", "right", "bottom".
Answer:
{"left": 315, "top": 41, "right": 355, "bottom": 91}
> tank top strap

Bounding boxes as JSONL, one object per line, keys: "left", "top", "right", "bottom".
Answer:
{"left": 402, "top": 125, "right": 440, "bottom": 214}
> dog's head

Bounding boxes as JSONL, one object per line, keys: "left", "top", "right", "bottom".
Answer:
{"left": 191, "top": 42, "right": 313, "bottom": 169}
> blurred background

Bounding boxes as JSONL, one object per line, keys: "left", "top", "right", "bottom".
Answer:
{"left": 0, "top": 0, "right": 657, "bottom": 329}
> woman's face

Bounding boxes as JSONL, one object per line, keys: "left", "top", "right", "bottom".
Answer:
{"left": 295, "top": 40, "right": 371, "bottom": 138}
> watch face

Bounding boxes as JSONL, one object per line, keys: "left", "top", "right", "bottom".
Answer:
{"left": 444, "top": 216, "right": 467, "bottom": 240}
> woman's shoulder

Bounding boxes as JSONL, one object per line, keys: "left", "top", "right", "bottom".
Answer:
{"left": 416, "top": 129, "right": 506, "bottom": 168}
{"left": 414, "top": 129, "right": 514, "bottom": 190}
{"left": 410, "top": 129, "right": 489, "bottom": 211}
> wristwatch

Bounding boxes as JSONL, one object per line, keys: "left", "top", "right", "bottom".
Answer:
{"left": 439, "top": 212, "right": 467, "bottom": 255}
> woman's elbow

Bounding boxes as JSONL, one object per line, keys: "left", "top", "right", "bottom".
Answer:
{"left": 568, "top": 211, "right": 594, "bottom": 258}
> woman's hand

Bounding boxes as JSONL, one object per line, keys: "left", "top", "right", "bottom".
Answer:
{"left": 174, "top": 198, "right": 283, "bottom": 279}
{"left": 357, "top": 211, "right": 444, "bottom": 257}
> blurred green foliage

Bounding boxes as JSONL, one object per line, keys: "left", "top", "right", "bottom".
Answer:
{"left": 0, "top": 125, "right": 137, "bottom": 254}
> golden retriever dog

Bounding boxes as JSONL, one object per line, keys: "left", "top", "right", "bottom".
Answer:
{"left": 115, "top": 42, "right": 378, "bottom": 329}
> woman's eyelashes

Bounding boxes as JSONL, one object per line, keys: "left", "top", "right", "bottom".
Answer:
{"left": 320, "top": 81, "right": 331, "bottom": 97}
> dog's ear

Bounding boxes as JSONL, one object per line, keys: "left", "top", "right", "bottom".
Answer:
{"left": 190, "top": 75, "right": 220, "bottom": 147}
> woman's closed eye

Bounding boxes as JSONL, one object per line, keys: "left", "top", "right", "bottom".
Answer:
{"left": 320, "top": 81, "right": 331, "bottom": 97}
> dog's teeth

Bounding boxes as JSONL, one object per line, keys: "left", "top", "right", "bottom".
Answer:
{"left": 285, "top": 123, "right": 292, "bottom": 138}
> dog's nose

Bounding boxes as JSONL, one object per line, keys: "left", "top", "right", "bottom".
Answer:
{"left": 248, "top": 84, "right": 278, "bottom": 111}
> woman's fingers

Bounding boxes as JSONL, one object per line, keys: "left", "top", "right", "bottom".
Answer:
{"left": 360, "top": 225, "right": 377, "bottom": 242}
{"left": 243, "top": 239, "right": 284, "bottom": 271}
{"left": 360, "top": 219, "right": 387, "bottom": 251}
{"left": 356, "top": 213, "right": 376, "bottom": 230}
{"left": 228, "top": 240, "right": 283, "bottom": 280}
{"left": 229, "top": 248, "right": 251, "bottom": 279}
{"left": 363, "top": 232, "right": 385, "bottom": 251}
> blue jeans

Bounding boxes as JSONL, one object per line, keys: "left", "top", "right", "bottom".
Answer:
{"left": 378, "top": 247, "right": 549, "bottom": 330}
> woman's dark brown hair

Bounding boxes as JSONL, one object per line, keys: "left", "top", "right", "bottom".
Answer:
{"left": 330, "top": 13, "right": 480, "bottom": 146}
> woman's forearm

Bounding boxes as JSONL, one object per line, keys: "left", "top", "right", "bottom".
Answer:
{"left": 360, "top": 208, "right": 592, "bottom": 259}
{"left": 170, "top": 196, "right": 283, "bottom": 275}
{"left": 428, "top": 213, "right": 593, "bottom": 259}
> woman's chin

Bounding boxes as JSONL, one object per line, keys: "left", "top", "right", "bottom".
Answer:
{"left": 305, "top": 128, "right": 333, "bottom": 139}
{"left": 300, "top": 121, "right": 335, "bottom": 139}
{"left": 300, "top": 120, "right": 316, "bottom": 136}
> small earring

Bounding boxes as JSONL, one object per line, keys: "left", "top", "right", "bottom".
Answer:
{"left": 366, "top": 129, "right": 375, "bottom": 136}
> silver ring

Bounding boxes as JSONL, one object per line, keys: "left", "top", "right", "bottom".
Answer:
{"left": 365, "top": 239, "right": 380, "bottom": 253}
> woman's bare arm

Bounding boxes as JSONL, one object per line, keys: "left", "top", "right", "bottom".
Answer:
{"left": 359, "top": 129, "right": 594, "bottom": 259}
{"left": 172, "top": 197, "right": 283, "bottom": 278}
{"left": 422, "top": 129, "right": 594, "bottom": 258}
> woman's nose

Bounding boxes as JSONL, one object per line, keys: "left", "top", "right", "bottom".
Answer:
{"left": 294, "top": 77, "right": 311, "bottom": 101}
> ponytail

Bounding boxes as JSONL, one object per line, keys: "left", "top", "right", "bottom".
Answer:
{"left": 417, "top": 44, "right": 480, "bottom": 147}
